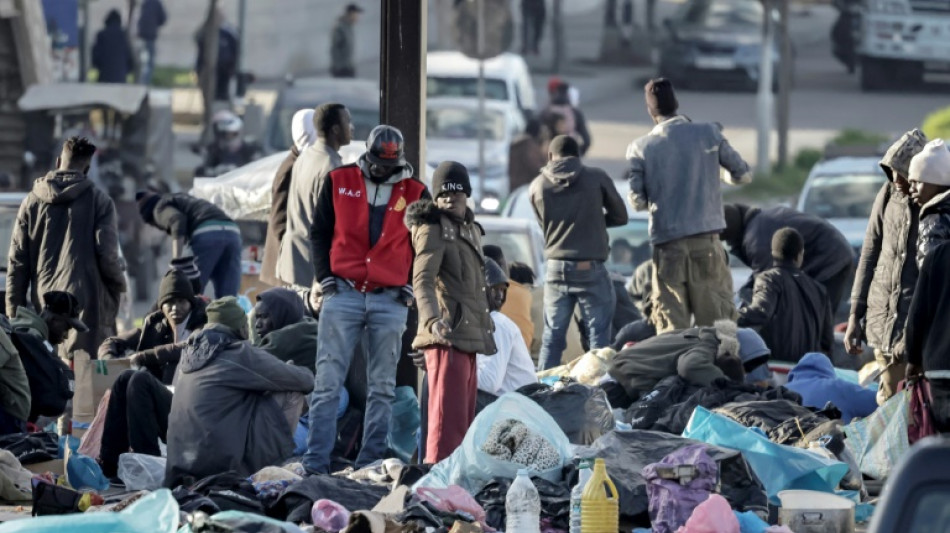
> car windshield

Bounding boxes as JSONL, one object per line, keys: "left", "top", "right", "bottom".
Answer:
{"left": 678, "top": 0, "right": 762, "bottom": 27}
{"left": 481, "top": 228, "right": 535, "bottom": 270}
{"left": 0, "top": 207, "right": 17, "bottom": 269}
{"left": 801, "top": 174, "right": 886, "bottom": 218}
{"left": 269, "top": 105, "right": 378, "bottom": 152}
{"left": 427, "top": 107, "right": 507, "bottom": 141}
{"left": 427, "top": 77, "right": 509, "bottom": 101}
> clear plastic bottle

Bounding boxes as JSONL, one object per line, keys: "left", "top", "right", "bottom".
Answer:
{"left": 581, "top": 458, "right": 619, "bottom": 533}
{"left": 569, "top": 459, "right": 594, "bottom": 533}
{"left": 506, "top": 469, "right": 541, "bottom": 533}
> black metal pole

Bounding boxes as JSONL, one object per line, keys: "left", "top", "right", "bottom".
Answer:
{"left": 379, "top": 0, "right": 426, "bottom": 176}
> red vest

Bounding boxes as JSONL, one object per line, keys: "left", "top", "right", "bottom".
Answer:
{"left": 329, "top": 166, "right": 427, "bottom": 291}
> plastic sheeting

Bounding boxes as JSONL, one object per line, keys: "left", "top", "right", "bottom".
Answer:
{"left": 518, "top": 382, "right": 615, "bottom": 445}
{"left": 177, "top": 510, "right": 307, "bottom": 533}
{"left": 0, "top": 488, "right": 179, "bottom": 533}
{"left": 413, "top": 393, "right": 573, "bottom": 495}
{"left": 683, "top": 407, "right": 849, "bottom": 502}
{"left": 843, "top": 389, "right": 910, "bottom": 480}
{"left": 118, "top": 453, "right": 167, "bottom": 491}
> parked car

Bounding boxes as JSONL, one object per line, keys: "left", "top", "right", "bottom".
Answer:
{"left": 867, "top": 436, "right": 950, "bottom": 533}
{"left": 263, "top": 77, "right": 379, "bottom": 154}
{"left": 427, "top": 97, "right": 526, "bottom": 213}
{"left": 655, "top": 0, "right": 785, "bottom": 91}
{"left": 426, "top": 51, "right": 537, "bottom": 118}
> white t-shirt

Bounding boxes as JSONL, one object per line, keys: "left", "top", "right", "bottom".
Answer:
{"left": 477, "top": 311, "right": 537, "bottom": 396}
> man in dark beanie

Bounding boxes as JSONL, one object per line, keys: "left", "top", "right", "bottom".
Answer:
{"left": 737, "top": 227, "right": 834, "bottom": 364}
{"left": 626, "top": 78, "right": 751, "bottom": 334}
{"left": 530, "top": 135, "right": 627, "bottom": 370}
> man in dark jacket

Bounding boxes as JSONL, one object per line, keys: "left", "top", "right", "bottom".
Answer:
{"left": 722, "top": 203, "right": 854, "bottom": 314}
{"left": 530, "top": 135, "right": 628, "bottom": 370}
{"left": 137, "top": 0, "right": 167, "bottom": 85}
{"left": 908, "top": 139, "right": 950, "bottom": 268}
{"left": 0, "top": 325, "right": 28, "bottom": 436}
{"left": 737, "top": 228, "right": 834, "bottom": 364}
{"left": 508, "top": 118, "right": 546, "bottom": 193}
{"left": 303, "top": 125, "right": 428, "bottom": 475}
{"left": 7, "top": 137, "right": 127, "bottom": 360}
{"left": 92, "top": 10, "right": 134, "bottom": 83}
{"left": 331, "top": 4, "right": 363, "bottom": 78}
{"left": 165, "top": 297, "right": 313, "bottom": 488}
{"left": 136, "top": 191, "right": 242, "bottom": 297}
{"left": 254, "top": 288, "right": 317, "bottom": 373}
{"left": 541, "top": 82, "right": 592, "bottom": 156}
{"left": 845, "top": 129, "right": 926, "bottom": 403}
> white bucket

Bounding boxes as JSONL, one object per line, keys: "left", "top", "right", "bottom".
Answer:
{"left": 778, "top": 490, "right": 855, "bottom": 533}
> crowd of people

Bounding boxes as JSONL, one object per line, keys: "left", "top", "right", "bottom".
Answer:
{"left": 0, "top": 75, "right": 948, "bottom": 525}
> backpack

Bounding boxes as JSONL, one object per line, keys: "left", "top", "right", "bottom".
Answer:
{"left": 10, "top": 328, "right": 74, "bottom": 421}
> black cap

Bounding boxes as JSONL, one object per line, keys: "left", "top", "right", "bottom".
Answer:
{"left": 484, "top": 258, "right": 509, "bottom": 287}
{"left": 430, "top": 161, "right": 472, "bottom": 198}
{"left": 43, "top": 291, "right": 89, "bottom": 332}
{"left": 644, "top": 78, "right": 678, "bottom": 117}
{"left": 365, "top": 125, "right": 406, "bottom": 167}
{"left": 346, "top": 3, "right": 364, "bottom": 13}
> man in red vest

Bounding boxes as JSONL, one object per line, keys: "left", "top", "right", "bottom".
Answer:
{"left": 303, "top": 125, "right": 430, "bottom": 474}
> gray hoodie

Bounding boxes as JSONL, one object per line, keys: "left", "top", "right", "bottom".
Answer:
{"left": 529, "top": 157, "right": 628, "bottom": 262}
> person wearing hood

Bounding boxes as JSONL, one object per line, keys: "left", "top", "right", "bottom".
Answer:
{"left": 737, "top": 328, "right": 773, "bottom": 388}
{"left": 92, "top": 9, "right": 134, "bottom": 83}
{"left": 303, "top": 125, "right": 429, "bottom": 475}
{"left": 7, "top": 137, "right": 126, "bottom": 360}
{"left": 253, "top": 287, "right": 317, "bottom": 372}
{"left": 738, "top": 228, "right": 834, "bottom": 364}
{"left": 408, "top": 162, "right": 497, "bottom": 462}
{"left": 785, "top": 352, "right": 877, "bottom": 423}
{"left": 279, "top": 103, "right": 351, "bottom": 291}
{"left": 136, "top": 190, "right": 241, "bottom": 297}
{"left": 908, "top": 139, "right": 950, "bottom": 268}
{"left": 608, "top": 320, "right": 746, "bottom": 400}
{"left": 845, "top": 129, "right": 927, "bottom": 404}
{"left": 529, "top": 135, "right": 627, "bottom": 370}
{"left": 165, "top": 297, "right": 313, "bottom": 487}
{"left": 261, "top": 109, "right": 316, "bottom": 288}
{"left": 722, "top": 203, "right": 854, "bottom": 314}
{"left": 626, "top": 79, "right": 751, "bottom": 335}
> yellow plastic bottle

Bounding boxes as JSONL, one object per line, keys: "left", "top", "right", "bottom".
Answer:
{"left": 581, "top": 458, "right": 619, "bottom": 533}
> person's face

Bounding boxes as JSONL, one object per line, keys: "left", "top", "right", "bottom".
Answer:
{"left": 217, "top": 130, "right": 241, "bottom": 152}
{"left": 161, "top": 297, "right": 193, "bottom": 326}
{"left": 369, "top": 163, "right": 398, "bottom": 181}
{"left": 612, "top": 247, "right": 633, "bottom": 265}
{"left": 436, "top": 191, "right": 467, "bottom": 218}
{"left": 47, "top": 316, "right": 71, "bottom": 345}
{"left": 489, "top": 283, "right": 508, "bottom": 311}
{"left": 910, "top": 179, "right": 945, "bottom": 207}
{"left": 335, "top": 109, "right": 353, "bottom": 145}
{"left": 553, "top": 118, "right": 568, "bottom": 135}
{"left": 347, "top": 11, "right": 361, "bottom": 24}
{"left": 253, "top": 300, "right": 277, "bottom": 338}
{"left": 893, "top": 173, "right": 911, "bottom": 196}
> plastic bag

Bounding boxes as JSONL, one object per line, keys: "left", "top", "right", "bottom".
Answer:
{"left": 683, "top": 407, "right": 848, "bottom": 502}
{"left": 413, "top": 393, "right": 573, "bottom": 495}
{"left": 0, "top": 488, "right": 178, "bottom": 532}
{"left": 644, "top": 444, "right": 719, "bottom": 533}
{"left": 65, "top": 449, "right": 109, "bottom": 492}
{"left": 569, "top": 348, "right": 615, "bottom": 385}
{"left": 416, "top": 486, "right": 489, "bottom": 529}
{"left": 676, "top": 494, "right": 739, "bottom": 533}
{"left": 843, "top": 389, "right": 910, "bottom": 480}
{"left": 178, "top": 510, "right": 307, "bottom": 533}
{"left": 78, "top": 389, "right": 111, "bottom": 459}
{"left": 387, "top": 386, "right": 420, "bottom": 463}
{"left": 118, "top": 453, "right": 166, "bottom": 491}
{"left": 518, "top": 382, "right": 614, "bottom": 445}
{"left": 311, "top": 499, "right": 351, "bottom": 532}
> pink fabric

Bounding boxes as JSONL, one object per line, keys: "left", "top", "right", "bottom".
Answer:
{"left": 416, "top": 485, "right": 492, "bottom": 531}
{"left": 908, "top": 379, "right": 936, "bottom": 445}
{"left": 676, "top": 494, "right": 739, "bottom": 533}
{"left": 78, "top": 389, "right": 111, "bottom": 459}
{"left": 311, "top": 499, "right": 351, "bottom": 532}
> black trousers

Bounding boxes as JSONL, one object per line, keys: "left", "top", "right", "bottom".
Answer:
{"left": 99, "top": 369, "right": 173, "bottom": 477}
{"left": 821, "top": 263, "right": 853, "bottom": 321}
{"left": 930, "top": 379, "right": 950, "bottom": 434}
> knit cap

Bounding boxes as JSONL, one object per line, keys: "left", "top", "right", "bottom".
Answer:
{"left": 158, "top": 269, "right": 195, "bottom": 308}
{"left": 909, "top": 139, "right": 950, "bottom": 187}
{"left": 206, "top": 297, "right": 247, "bottom": 334}
{"left": 644, "top": 78, "right": 678, "bottom": 117}
{"left": 430, "top": 161, "right": 472, "bottom": 198}
{"left": 484, "top": 258, "right": 509, "bottom": 287}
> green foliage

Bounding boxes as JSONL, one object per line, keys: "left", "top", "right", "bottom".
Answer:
{"left": 150, "top": 66, "right": 196, "bottom": 88}
{"left": 830, "top": 128, "right": 889, "bottom": 147}
{"left": 922, "top": 106, "right": 950, "bottom": 141}
{"left": 793, "top": 148, "right": 822, "bottom": 171}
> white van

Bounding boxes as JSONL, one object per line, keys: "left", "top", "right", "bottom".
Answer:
{"left": 426, "top": 51, "right": 537, "bottom": 117}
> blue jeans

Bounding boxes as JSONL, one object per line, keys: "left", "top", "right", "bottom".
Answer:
{"left": 538, "top": 259, "right": 616, "bottom": 370}
{"left": 190, "top": 228, "right": 242, "bottom": 297}
{"left": 140, "top": 39, "right": 156, "bottom": 85}
{"left": 303, "top": 280, "right": 408, "bottom": 474}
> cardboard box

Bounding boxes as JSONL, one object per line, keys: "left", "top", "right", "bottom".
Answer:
{"left": 23, "top": 459, "right": 65, "bottom": 475}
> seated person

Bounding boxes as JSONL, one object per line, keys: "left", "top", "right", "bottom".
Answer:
{"left": 476, "top": 259, "right": 538, "bottom": 411}
{"left": 483, "top": 246, "right": 535, "bottom": 351}
{"left": 737, "top": 328, "right": 773, "bottom": 388}
{"left": 608, "top": 320, "right": 746, "bottom": 400}
{"left": 0, "top": 323, "right": 28, "bottom": 436}
{"left": 253, "top": 287, "right": 317, "bottom": 372}
{"left": 164, "top": 297, "right": 313, "bottom": 488}
{"left": 786, "top": 352, "right": 878, "bottom": 423}
{"left": 614, "top": 260, "right": 657, "bottom": 349}
{"left": 9, "top": 292, "right": 87, "bottom": 427}
{"left": 737, "top": 227, "right": 834, "bottom": 363}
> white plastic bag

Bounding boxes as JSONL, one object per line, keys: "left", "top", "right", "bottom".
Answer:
{"left": 118, "top": 452, "right": 166, "bottom": 490}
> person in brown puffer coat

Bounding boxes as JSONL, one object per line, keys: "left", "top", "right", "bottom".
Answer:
{"left": 408, "top": 161, "right": 497, "bottom": 464}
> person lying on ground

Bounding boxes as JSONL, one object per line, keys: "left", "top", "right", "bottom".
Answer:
{"left": 164, "top": 297, "right": 313, "bottom": 488}
{"left": 737, "top": 227, "right": 834, "bottom": 364}
{"left": 608, "top": 320, "right": 746, "bottom": 400}
{"left": 476, "top": 259, "right": 538, "bottom": 412}
{"left": 785, "top": 352, "right": 877, "bottom": 423}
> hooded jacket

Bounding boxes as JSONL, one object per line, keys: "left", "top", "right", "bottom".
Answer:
{"left": 257, "top": 318, "right": 318, "bottom": 373}
{"left": 7, "top": 170, "right": 127, "bottom": 359}
{"left": 9, "top": 307, "right": 72, "bottom": 422}
{"left": 724, "top": 205, "right": 854, "bottom": 283}
{"left": 408, "top": 199, "right": 497, "bottom": 355}
{"left": 737, "top": 261, "right": 834, "bottom": 363}
{"left": 916, "top": 189, "right": 950, "bottom": 269}
{"left": 98, "top": 300, "right": 208, "bottom": 384}
{"left": 279, "top": 140, "right": 342, "bottom": 287}
{"left": 164, "top": 325, "right": 313, "bottom": 488}
{"left": 0, "top": 325, "right": 29, "bottom": 423}
{"left": 785, "top": 352, "right": 877, "bottom": 423}
{"left": 144, "top": 193, "right": 233, "bottom": 240}
{"left": 529, "top": 157, "right": 627, "bottom": 262}
{"left": 261, "top": 145, "right": 300, "bottom": 286}
{"left": 608, "top": 323, "right": 738, "bottom": 398}
{"left": 92, "top": 11, "right": 134, "bottom": 83}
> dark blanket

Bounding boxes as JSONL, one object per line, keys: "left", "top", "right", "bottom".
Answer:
{"left": 714, "top": 400, "right": 840, "bottom": 446}
{"left": 269, "top": 474, "right": 389, "bottom": 523}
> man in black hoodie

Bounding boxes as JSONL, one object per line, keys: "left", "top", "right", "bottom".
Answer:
{"left": 529, "top": 135, "right": 628, "bottom": 370}
{"left": 7, "top": 137, "right": 126, "bottom": 360}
